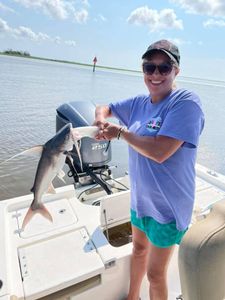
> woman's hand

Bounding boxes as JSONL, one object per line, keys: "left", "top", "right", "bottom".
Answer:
{"left": 101, "top": 122, "right": 121, "bottom": 140}
{"left": 94, "top": 122, "right": 120, "bottom": 140}
{"left": 93, "top": 105, "right": 113, "bottom": 140}
{"left": 94, "top": 121, "right": 108, "bottom": 140}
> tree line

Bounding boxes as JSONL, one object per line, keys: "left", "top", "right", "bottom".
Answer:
{"left": 2, "top": 49, "right": 30, "bottom": 57}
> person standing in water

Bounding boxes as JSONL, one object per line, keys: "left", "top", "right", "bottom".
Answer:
{"left": 94, "top": 39, "right": 204, "bottom": 300}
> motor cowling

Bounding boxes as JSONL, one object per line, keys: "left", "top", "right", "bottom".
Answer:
{"left": 56, "top": 101, "right": 112, "bottom": 173}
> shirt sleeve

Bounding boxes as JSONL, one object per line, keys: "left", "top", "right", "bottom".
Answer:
{"left": 109, "top": 97, "right": 135, "bottom": 126}
{"left": 158, "top": 100, "right": 205, "bottom": 148}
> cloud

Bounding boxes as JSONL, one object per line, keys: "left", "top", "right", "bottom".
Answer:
{"left": 80, "top": 0, "right": 90, "bottom": 6}
{"left": 93, "top": 14, "right": 107, "bottom": 23}
{"left": 12, "top": 0, "right": 69, "bottom": 19}
{"left": 0, "top": 3, "right": 16, "bottom": 13}
{"left": 73, "top": 9, "right": 88, "bottom": 23}
{"left": 12, "top": 0, "right": 89, "bottom": 22}
{"left": 167, "top": 37, "right": 191, "bottom": 46}
{"left": 0, "top": 17, "right": 76, "bottom": 46}
{"left": 99, "top": 14, "right": 107, "bottom": 22}
{"left": 0, "top": 18, "right": 51, "bottom": 41}
{"left": 0, "top": 18, "right": 12, "bottom": 32}
{"left": 170, "top": 0, "right": 225, "bottom": 18}
{"left": 14, "top": 26, "right": 45, "bottom": 40}
{"left": 127, "top": 6, "right": 183, "bottom": 32}
{"left": 203, "top": 18, "right": 225, "bottom": 27}
{"left": 65, "top": 40, "right": 76, "bottom": 47}
{"left": 54, "top": 36, "right": 61, "bottom": 44}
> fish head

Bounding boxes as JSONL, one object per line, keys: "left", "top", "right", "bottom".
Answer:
{"left": 52, "top": 123, "right": 74, "bottom": 152}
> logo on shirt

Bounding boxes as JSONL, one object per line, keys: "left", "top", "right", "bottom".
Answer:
{"left": 146, "top": 117, "right": 162, "bottom": 132}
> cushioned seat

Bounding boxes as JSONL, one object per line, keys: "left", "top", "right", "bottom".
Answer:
{"left": 178, "top": 199, "right": 225, "bottom": 300}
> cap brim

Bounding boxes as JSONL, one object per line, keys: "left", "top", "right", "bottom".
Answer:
{"left": 142, "top": 49, "right": 178, "bottom": 65}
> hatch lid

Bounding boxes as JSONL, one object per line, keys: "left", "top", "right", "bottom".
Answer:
{"left": 16, "top": 198, "right": 78, "bottom": 238}
{"left": 100, "top": 190, "right": 130, "bottom": 227}
{"left": 18, "top": 227, "right": 104, "bottom": 300}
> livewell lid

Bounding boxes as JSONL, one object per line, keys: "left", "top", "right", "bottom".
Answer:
{"left": 18, "top": 228, "right": 104, "bottom": 299}
{"left": 16, "top": 198, "right": 78, "bottom": 238}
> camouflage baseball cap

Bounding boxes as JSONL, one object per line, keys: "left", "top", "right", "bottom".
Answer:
{"left": 142, "top": 39, "right": 180, "bottom": 66}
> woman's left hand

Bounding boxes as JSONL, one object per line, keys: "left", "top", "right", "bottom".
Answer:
{"left": 97, "top": 122, "right": 121, "bottom": 140}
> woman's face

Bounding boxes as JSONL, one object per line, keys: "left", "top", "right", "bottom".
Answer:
{"left": 142, "top": 51, "right": 179, "bottom": 103}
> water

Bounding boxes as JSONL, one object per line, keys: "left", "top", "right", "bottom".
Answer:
{"left": 0, "top": 55, "right": 225, "bottom": 200}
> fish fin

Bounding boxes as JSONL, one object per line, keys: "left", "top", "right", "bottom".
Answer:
{"left": 22, "top": 204, "right": 53, "bottom": 229}
{"left": 22, "top": 145, "right": 44, "bottom": 156}
{"left": 74, "top": 140, "right": 83, "bottom": 172}
{"left": 22, "top": 207, "right": 35, "bottom": 229}
{"left": 57, "top": 169, "right": 66, "bottom": 183}
{"left": 0, "top": 145, "right": 43, "bottom": 165}
{"left": 47, "top": 183, "right": 56, "bottom": 194}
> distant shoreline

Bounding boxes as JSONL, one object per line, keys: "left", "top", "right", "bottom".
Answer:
{"left": 0, "top": 52, "right": 141, "bottom": 74}
{"left": 1, "top": 52, "right": 225, "bottom": 85}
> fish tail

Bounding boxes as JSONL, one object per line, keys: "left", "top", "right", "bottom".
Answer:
{"left": 22, "top": 202, "right": 53, "bottom": 229}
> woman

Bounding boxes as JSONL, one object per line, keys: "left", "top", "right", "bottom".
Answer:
{"left": 94, "top": 39, "right": 204, "bottom": 300}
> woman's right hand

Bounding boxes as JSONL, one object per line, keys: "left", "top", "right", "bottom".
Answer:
{"left": 93, "top": 121, "right": 105, "bottom": 140}
{"left": 94, "top": 105, "right": 112, "bottom": 140}
{"left": 94, "top": 105, "right": 112, "bottom": 127}
{"left": 93, "top": 118, "right": 106, "bottom": 129}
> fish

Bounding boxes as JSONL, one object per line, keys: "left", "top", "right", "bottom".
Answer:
{"left": 21, "top": 123, "right": 77, "bottom": 229}
{"left": 0, "top": 123, "right": 100, "bottom": 229}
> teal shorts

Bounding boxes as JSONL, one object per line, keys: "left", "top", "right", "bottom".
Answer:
{"left": 130, "top": 210, "right": 187, "bottom": 248}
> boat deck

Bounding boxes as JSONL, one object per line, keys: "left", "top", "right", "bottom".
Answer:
{"left": 0, "top": 164, "right": 225, "bottom": 300}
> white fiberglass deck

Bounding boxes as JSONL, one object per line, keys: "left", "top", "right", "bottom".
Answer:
{"left": 0, "top": 164, "right": 225, "bottom": 300}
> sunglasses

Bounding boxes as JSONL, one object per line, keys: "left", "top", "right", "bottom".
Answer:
{"left": 142, "top": 62, "right": 173, "bottom": 76}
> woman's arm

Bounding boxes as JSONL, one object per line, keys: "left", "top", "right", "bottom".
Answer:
{"left": 121, "top": 130, "right": 183, "bottom": 163}
{"left": 100, "top": 123, "right": 183, "bottom": 163}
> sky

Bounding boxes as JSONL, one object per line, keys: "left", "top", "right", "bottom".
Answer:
{"left": 1, "top": 0, "right": 225, "bottom": 80}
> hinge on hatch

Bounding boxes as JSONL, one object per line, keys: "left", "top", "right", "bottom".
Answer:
{"left": 80, "top": 228, "right": 96, "bottom": 252}
{"left": 12, "top": 212, "right": 21, "bottom": 218}
{"left": 18, "top": 248, "right": 29, "bottom": 280}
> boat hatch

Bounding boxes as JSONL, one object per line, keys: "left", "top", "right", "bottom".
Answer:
{"left": 195, "top": 177, "right": 212, "bottom": 192}
{"left": 99, "top": 190, "right": 132, "bottom": 247}
{"left": 100, "top": 190, "right": 130, "bottom": 228}
{"left": 18, "top": 228, "right": 105, "bottom": 300}
{"left": 194, "top": 184, "right": 225, "bottom": 211}
{"left": 15, "top": 198, "right": 78, "bottom": 238}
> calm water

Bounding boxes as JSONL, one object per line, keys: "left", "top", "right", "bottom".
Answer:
{"left": 0, "top": 55, "right": 225, "bottom": 200}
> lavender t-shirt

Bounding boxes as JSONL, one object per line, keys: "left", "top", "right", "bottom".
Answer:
{"left": 109, "top": 89, "right": 204, "bottom": 230}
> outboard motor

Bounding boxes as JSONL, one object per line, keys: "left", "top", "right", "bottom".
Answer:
{"left": 56, "top": 101, "right": 112, "bottom": 194}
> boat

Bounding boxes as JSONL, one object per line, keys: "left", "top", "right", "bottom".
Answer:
{"left": 0, "top": 102, "right": 225, "bottom": 300}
